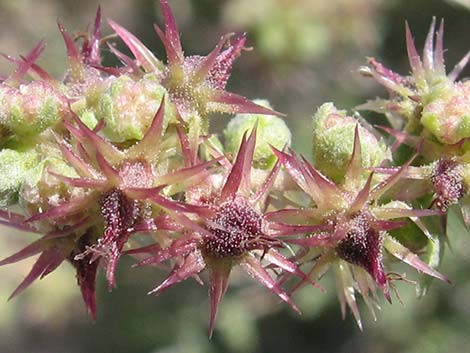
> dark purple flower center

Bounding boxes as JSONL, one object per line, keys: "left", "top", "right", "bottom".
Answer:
{"left": 336, "top": 213, "right": 386, "bottom": 286}
{"left": 431, "top": 158, "right": 464, "bottom": 211}
{"left": 100, "top": 188, "right": 140, "bottom": 247}
{"left": 69, "top": 231, "right": 100, "bottom": 319}
{"left": 202, "top": 198, "right": 265, "bottom": 259}
{"left": 98, "top": 188, "right": 142, "bottom": 288}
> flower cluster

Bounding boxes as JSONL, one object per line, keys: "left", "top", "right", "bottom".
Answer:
{"left": 0, "top": 1, "right": 465, "bottom": 335}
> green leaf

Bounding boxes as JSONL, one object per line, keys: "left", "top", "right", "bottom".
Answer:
{"left": 416, "top": 214, "right": 446, "bottom": 297}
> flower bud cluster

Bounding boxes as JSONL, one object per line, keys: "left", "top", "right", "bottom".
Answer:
{"left": 0, "top": 1, "right": 465, "bottom": 335}
{"left": 361, "top": 19, "right": 470, "bottom": 220}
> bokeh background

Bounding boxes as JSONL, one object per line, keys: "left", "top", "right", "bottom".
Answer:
{"left": 1, "top": 0, "right": 470, "bottom": 352}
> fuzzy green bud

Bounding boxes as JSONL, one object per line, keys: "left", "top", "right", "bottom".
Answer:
{"left": 421, "top": 81, "right": 470, "bottom": 145}
{"left": 0, "top": 148, "right": 41, "bottom": 207}
{"left": 97, "top": 76, "right": 176, "bottom": 142}
{"left": 224, "top": 99, "right": 291, "bottom": 169}
{"left": 312, "top": 103, "right": 390, "bottom": 182}
{"left": 0, "top": 82, "right": 66, "bottom": 137}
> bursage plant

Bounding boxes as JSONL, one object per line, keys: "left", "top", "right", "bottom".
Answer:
{"left": 0, "top": 0, "right": 466, "bottom": 335}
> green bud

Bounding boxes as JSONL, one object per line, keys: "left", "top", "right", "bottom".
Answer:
{"left": 0, "top": 148, "right": 41, "bottom": 207}
{"left": 97, "top": 76, "right": 176, "bottom": 142}
{"left": 312, "top": 103, "right": 390, "bottom": 183}
{"left": 421, "top": 81, "right": 470, "bottom": 145}
{"left": 0, "top": 82, "right": 66, "bottom": 137}
{"left": 224, "top": 99, "right": 291, "bottom": 169}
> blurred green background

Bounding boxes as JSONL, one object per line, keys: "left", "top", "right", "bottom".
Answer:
{"left": 1, "top": 0, "right": 470, "bottom": 352}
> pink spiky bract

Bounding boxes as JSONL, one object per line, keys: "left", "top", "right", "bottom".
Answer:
{"left": 80, "top": 6, "right": 103, "bottom": 66}
{"left": 4, "top": 40, "right": 47, "bottom": 86}
{"left": 57, "top": 7, "right": 112, "bottom": 82}
{"left": 99, "top": 188, "right": 141, "bottom": 289}
{"left": 0, "top": 229, "right": 102, "bottom": 319}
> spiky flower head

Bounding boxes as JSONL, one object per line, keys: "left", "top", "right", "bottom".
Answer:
{"left": 108, "top": 0, "right": 279, "bottom": 124}
{"left": 0, "top": 0, "right": 278, "bottom": 322}
{"left": 0, "top": 0, "right": 462, "bottom": 336}
{"left": 358, "top": 19, "right": 470, "bottom": 220}
{"left": 0, "top": 97, "right": 218, "bottom": 318}
{"left": 0, "top": 41, "right": 70, "bottom": 142}
{"left": 360, "top": 19, "right": 470, "bottom": 145}
{"left": 270, "top": 126, "right": 448, "bottom": 328}
{"left": 28, "top": 98, "right": 217, "bottom": 286}
{"left": 129, "top": 128, "right": 323, "bottom": 336}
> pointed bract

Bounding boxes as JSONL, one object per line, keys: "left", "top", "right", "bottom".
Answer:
{"left": 208, "top": 265, "right": 231, "bottom": 337}
{"left": 108, "top": 19, "right": 162, "bottom": 73}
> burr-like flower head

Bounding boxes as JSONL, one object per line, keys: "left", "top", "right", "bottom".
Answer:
{"left": 130, "top": 127, "right": 322, "bottom": 336}
{"left": 108, "top": 0, "right": 280, "bottom": 123}
{"left": 270, "top": 126, "right": 449, "bottom": 328}
{"left": 360, "top": 19, "right": 470, "bottom": 143}
{"left": 0, "top": 41, "right": 69, "bottom": 140}
{"left": 17, "top": 99, "right": 213, "bottom": 288}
